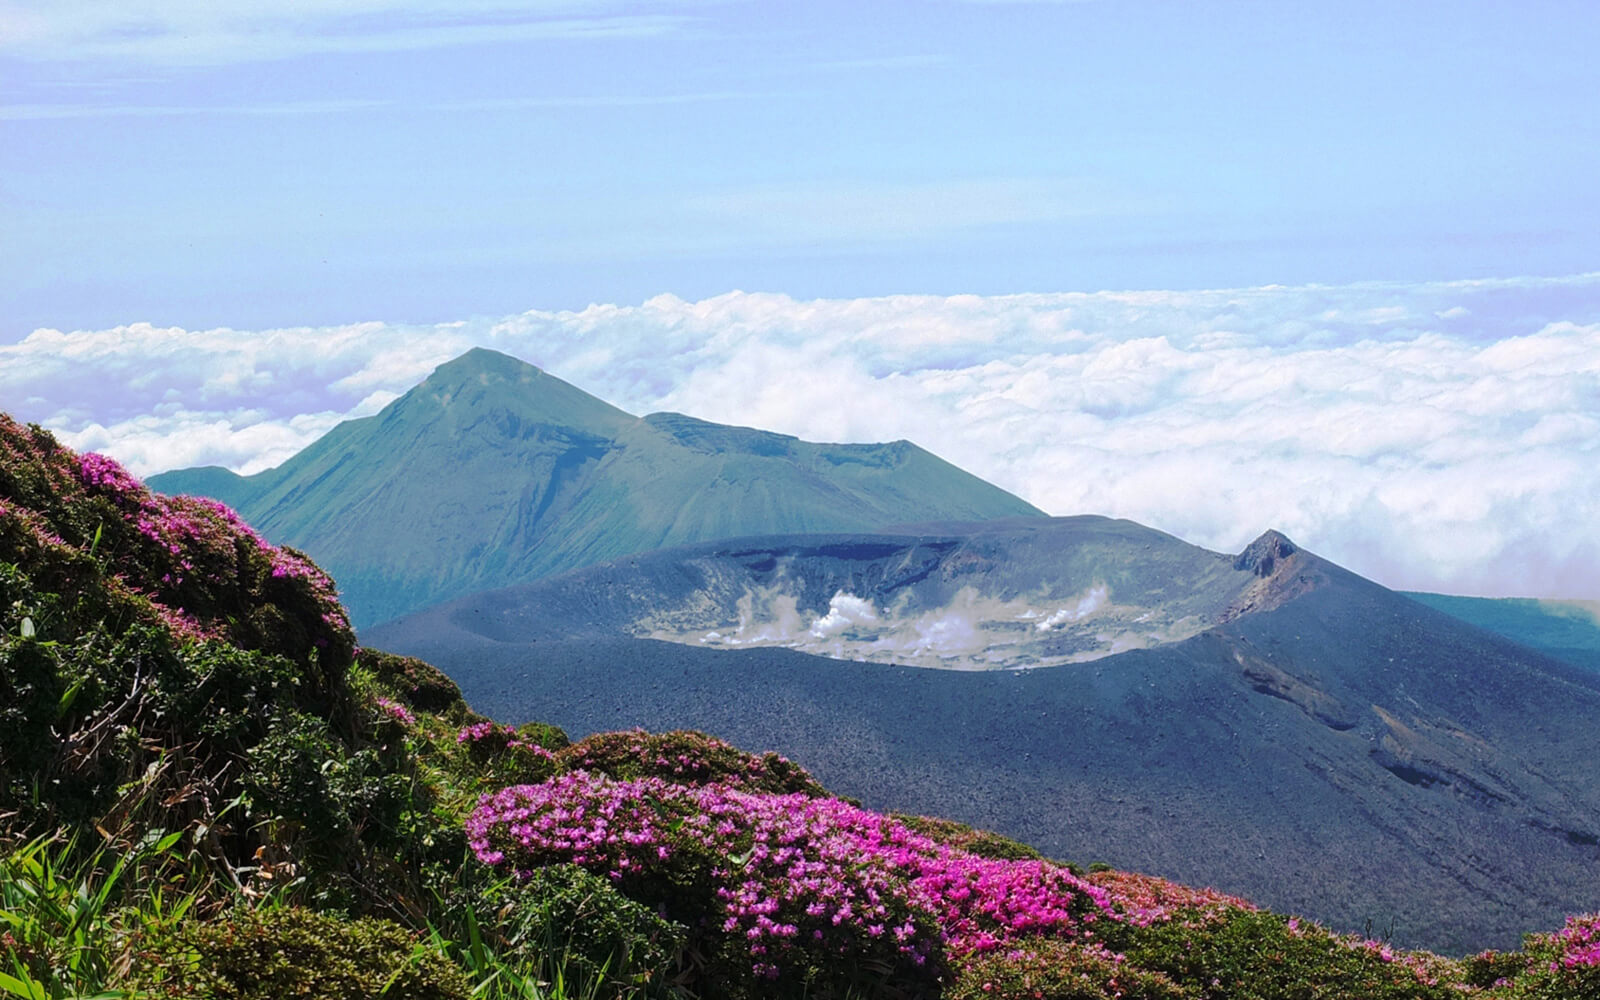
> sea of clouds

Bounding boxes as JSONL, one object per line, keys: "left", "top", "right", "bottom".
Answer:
{"left": 4, "top": 274, "right": 1597, "bottom": 599}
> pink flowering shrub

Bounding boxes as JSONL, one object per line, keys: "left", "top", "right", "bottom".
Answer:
{"left": 1479, "top": 913, "right": 1600, "bottom": 999}
{"left": 1, "top": 416, "right": 352, "bottom": 675}
{"left": 0, "top": 416, "right": 382, "bottom": 871}
{"left": 1552, "top": 914, "right": 1600, "bottom": 972}
{"left": 468, "top": 770, "right": 1139, "bottom": 996}
{"left": 452, "top": 721, "right": 561, "bottom": 787}
{"left": 1086, "top": 869, "right": 1255, "bottom": 928}
{"left": 469, "top": 772, "right": 941, "bottom": 995}
{"left": 375, "top": 697, "right": 417, "bottom": 727}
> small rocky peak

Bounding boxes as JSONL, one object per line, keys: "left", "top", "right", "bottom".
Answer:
{"left": 1235, "top": 529, "right": 1298, "bottom": 577}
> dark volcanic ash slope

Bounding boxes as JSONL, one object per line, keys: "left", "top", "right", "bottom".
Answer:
{"left": 368, "top": 517, "right": 1600, "bottom": 954}
{"left": 148, "top": 348, "right": 1041, "bottom": 627}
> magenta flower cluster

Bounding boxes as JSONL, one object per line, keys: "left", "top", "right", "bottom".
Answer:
{"left": 374, "top": 697, "right": 416, "bottom": 727}
{"left": 1552, "top": 914, "right": 1600, "bottom": 972}
{"left": 71, "top": 450, "right": 349, "bottom": 638}
{"left": 0, "top": 426, "right": 355, "bottom": 661}
{"left": 75, "top": 452, "right": 143, "bottom": 496}
{"left": 467, "top": 771, "right": 1126, "bottom": 982}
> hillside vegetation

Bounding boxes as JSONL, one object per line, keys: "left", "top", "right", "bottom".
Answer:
{"left": 3, "top": 413, "right": 1598, "bottom": 999}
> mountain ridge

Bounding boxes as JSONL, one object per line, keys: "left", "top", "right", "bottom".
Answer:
{"left": 149, "top": 349, "right": 1044, "bottom": 626}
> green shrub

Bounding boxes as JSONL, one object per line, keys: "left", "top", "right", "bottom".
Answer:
{"left": 358, "top": 647, "right": 469, "bottom": 715}
{"left": 134, "top": 906, "right": 470, "bottom": 1000}
{"left": 244, "top": 711, "right": 408, "bottom": 848}
{"left": 1119, "top": 907, "right": 1461, "bottom": 1000}
{"left": 557, "top": 728, "right": 825, "bottom": 795}
{"left": 948, "top": 939, "right": 1182, "bottom": 1000}
{"left": 1462, "top": 948, "right": 1529, "bottom": 990}
{"left": 433, "top": 864, "right": 686, "bottom": 998}
{"left": 516, "top": 719, "right": 572, "bottom": 752}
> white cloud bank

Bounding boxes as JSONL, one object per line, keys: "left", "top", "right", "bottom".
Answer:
{"left": 4, "top": 273, "right": 1599, "bottom": 600}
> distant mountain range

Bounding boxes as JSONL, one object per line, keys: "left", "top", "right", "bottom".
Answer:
{"left": 149, "top": 348, "right": 1042, "bottom": 626}
{"left": 367, "top": 518, "right": 1600, "bottom": 954}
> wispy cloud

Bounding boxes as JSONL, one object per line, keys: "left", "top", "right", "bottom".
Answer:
{"left": 0, "top": 0, "right": 695, "bottom": 66}
{"left": 0, "top": 90, "right": 758, "bottom": 122}
{"left": 0, "top": 98, "right": 393, "bottom": 121}
{"left": 6, "top": 274, "right": 1600, "bottom": 600}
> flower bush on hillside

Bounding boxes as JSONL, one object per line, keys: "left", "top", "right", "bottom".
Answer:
{"left": 1, "top": 416, "right": 352, "bottom": 673}
{"left": 1086, "top": 869, "right": 1255, "bottom": 927}
{"left": 1475, "top": 913, "right": 1600, "bottom": 1000}
{"left": 467, "top": 770, "right": 1141, "bottom": 995}
{"left": 0, "top": 417, "right": 408, "bottom": 893}
{"left": 468, "top": 756, "right": 1493, "bottom": 1000}
{"left": 356, "top": 646, "right": 468, "bottom": 715}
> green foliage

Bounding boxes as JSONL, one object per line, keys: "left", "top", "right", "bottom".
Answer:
{"left": 242, "top": 711, "right": 410, "bottom": 860}
{"left": 0, "top": 830, "right": 198, "bottom": 1000}
{"left": 947, "top": 940, "right": 1182, "bottom": 1000}
{"left": 132, "top": 906, "right": 470, "bottom": 1000}
{"left": 557, "top": 729, "right": 825, "bottom": 796}
{"left": 429, "top": 865, "right": 684, "bottom": 1000}
{"left": 515, "top": 721, "right": 571, "bottom": 753}
{"left": 358, "top": 647, "right": 470, "bottom": 716}
{"left": 1115, "top": 906, "right": 1463, "bottom": 1000}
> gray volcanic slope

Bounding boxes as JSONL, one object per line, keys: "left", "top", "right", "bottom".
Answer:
{"left": 148, "top": 348, "right": 1041, "bottom": 628}
{"left": 368, "top": 517, "right": 1600, "bottom": 955}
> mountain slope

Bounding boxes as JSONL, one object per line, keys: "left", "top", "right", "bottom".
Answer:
{"left": 1403, "top": 592, "right": 1600, "bottom": 674}
{"left": 367, "top": 518, "right": 1600, "bottom": 954}
{"left": 149, "top": 349, "right": 1043, "bottom": 626}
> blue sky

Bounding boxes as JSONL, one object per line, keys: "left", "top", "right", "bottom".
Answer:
{"left": 4, "top": 0, "right": 1597, "bottom": 335}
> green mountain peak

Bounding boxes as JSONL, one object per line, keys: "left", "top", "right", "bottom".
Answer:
{"left": 395, "top": 348, "right": 636, "bottom": 437}
{"left": 149, "top": 349, "right": 1044, "bottom": 627}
